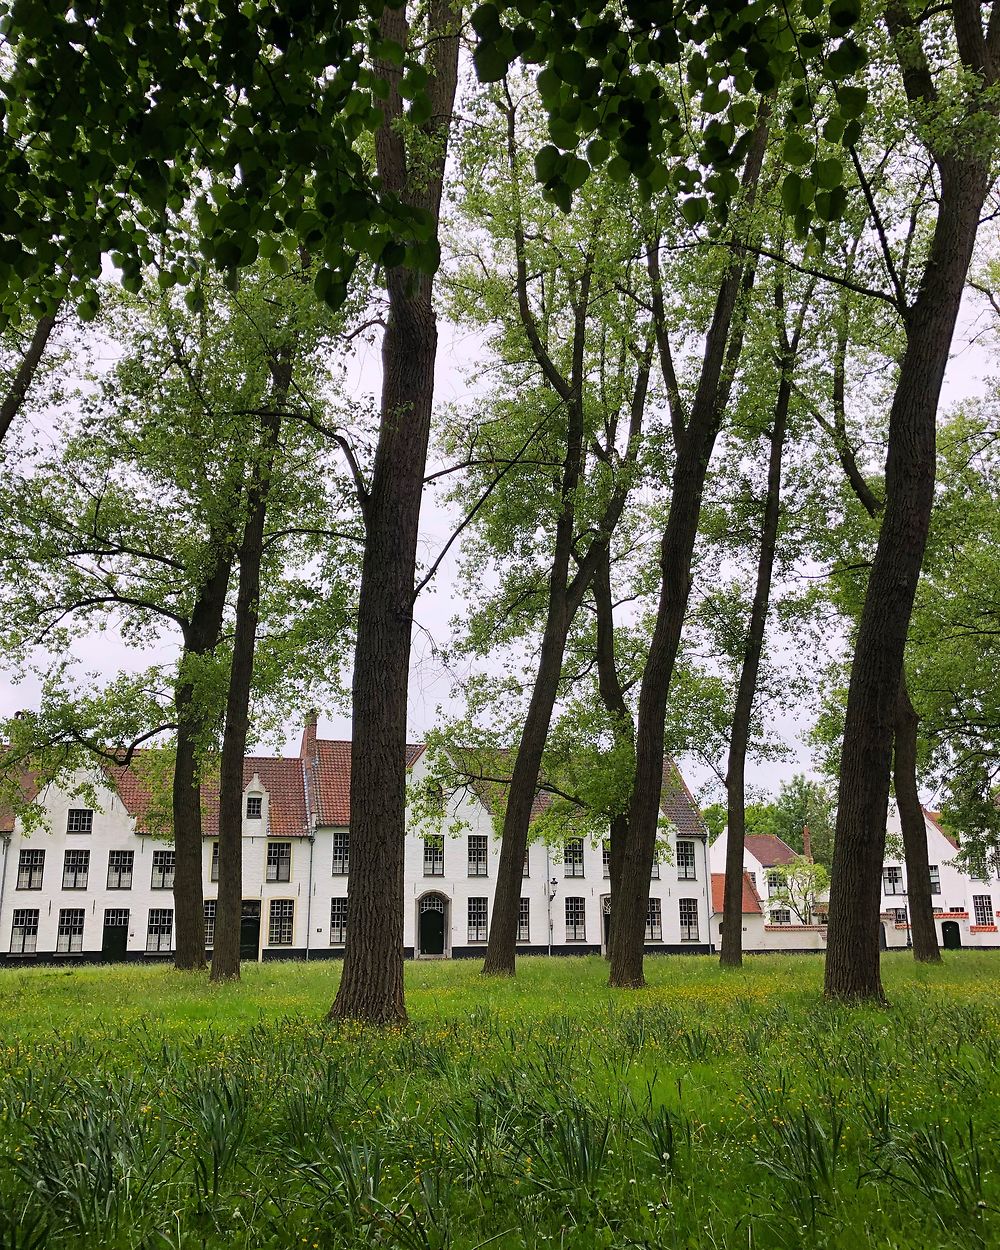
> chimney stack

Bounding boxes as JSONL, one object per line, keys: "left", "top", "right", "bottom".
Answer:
{"left": 300, "top": 709, "right": 318, "bottom": 760}
{"left": 802, "top": 824, "right": 813, "bottom": 862}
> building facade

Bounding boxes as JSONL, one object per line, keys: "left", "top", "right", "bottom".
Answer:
{"left": 0, "top": 717, "right": 714, "bottom": 962}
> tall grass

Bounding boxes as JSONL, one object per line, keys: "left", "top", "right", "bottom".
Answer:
{"left": 0, "top": 954, "right": 998, "bottom": 1247}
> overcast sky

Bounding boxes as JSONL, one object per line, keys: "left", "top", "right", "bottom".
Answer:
{"left": 3, "top": 284, "right": 995, "bottom": 805}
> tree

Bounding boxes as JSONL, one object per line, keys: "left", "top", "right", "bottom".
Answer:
{"left": 768, "top": 855, "right": 830, "bottom": 924}
{"left": 329, "top": 0, "right": 460, "bottom": 1025}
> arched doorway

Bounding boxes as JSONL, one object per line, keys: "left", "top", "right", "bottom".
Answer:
{"left": 418, "top": 893, "right": 449, "bottom": 958}
{"left": 601, "top": 895, "right": 611, "bottom": 956}
{"left": 942, "top": 920, "right": 962, "bottom": 950}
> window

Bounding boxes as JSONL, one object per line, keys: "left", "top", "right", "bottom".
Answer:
{"left": 266, "top": 841, "right": 291, "bottom": 883}
{"left": 468, "top": 834, "right": 488, "bottom": 877}
{"left": 747, "top": 871, "right": 757, "bottom": 889}
{"left": 151, "top": 849, "right": 175, "bottom": 890}
{"left": 565, "top": 896, "right": 586, "bottom": 940}
{"left": 330, "top": 898, "right": 347, "bottom": 945}
{"left": 564, "top": 838, "right": 584, "bottom": 878}
{"left": 332, "top": 830, "right": 349, "bottom": 876}
{"left": 522, "top": 850, "right": 530, "bottom": 878}
{"left": 650, "top": 859, "right": 660, "bottom": 880}
{"left": 892, "top": 907, "right": 907, "bottom": 924}
{"left": 10, "top": 908, "right": 38, "bottom": 954}
{"left": 66, "top": 808, "right": 93, "bottom": 834}
{"left": 933, "top": 906, "right": 943, "bottom": 915}
{"left": 676, "top": 840, "right": 696, "bottom": 880}
{"left": 882, "top": 866, "right": 904, "bottom": 895}
{"left": 146, "top": 908, "right": 173, "bottom": 952}
{"left": 107, "top": 850, "right": 134, "bottom": 889}
{"left": 423, "top": 836, "right": 444, "bottom": 877}
{"left": 973, "top": 895, "right": 993, "bottom": 926}
{"left": 104, "top": 907, "right": 129, "bottom": 929}
{"left": 56, "top": 908, "right": 85, "bottom": 953}
{"left": 770, "top": 908, "right": 792, "bottom": 926}
{"left": 468, "top": 897, "right": 488, "bottom": 943}
{"left": 646, "top": 897, "right": 663, "bottom": 941}
{"left": 211, "top": 842, "right": 219, "bottom": 882}
{"left": 268, "top": 899, "right": 294, "bottom": 945}
{"left": 16, "top": 849, "right": 44, "bottom": 890}
{"left": 203, "top": 901, "right": 216, "bottom": 949}
{"left": 766, "top": 869, "right": 782, "bottom": 890}
{"left": 62, "top": 849, "right": 90, "bottom": 889}
{"left": 678, "top": 898, "right": 699, "bottom": 941}
{"left": 603, "top": 840, "right": 611, "bottom": 878}
{"left": 246, "top": 794, "right": 263, "bottom": 820}
{"left": 970, "top": 856, "right": 988, "bottom": 881}
{"left": 517, "top": 897, "right": 530, "bottom": 942}
{"left": 929, "top": 864, "right": 941, "bottom": 894}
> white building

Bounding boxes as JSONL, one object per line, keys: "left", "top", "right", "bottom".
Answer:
{"left": 0, "top": 717, "right": 714, "bottom": 962}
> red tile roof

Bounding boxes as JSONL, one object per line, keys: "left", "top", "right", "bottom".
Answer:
{"left": 924, "top": 808, "right": 959, "bottom": 850}
{"left": 307, "top": 740, "right": 425, "bottom": 827}
{"left": 711, "top": 871, "right": 763, "bottom": 915}
{"left": 660, "top": 759, "right": 708, "bottom": 837}
{"left": 109, "top": 755, "right": 309, "bottom": 837}
{"left": 0, "top": 762, "right": 41, "bottom": 833}
{"left": 744, "top": 834, "right": 798, "bottom": 867}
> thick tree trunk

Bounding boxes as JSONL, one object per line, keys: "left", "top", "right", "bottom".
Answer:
{"left": 824, "top": 157, "right": 988, "bottom": 1002}
{"left": 211, "top": 404, "right": 284, "bottom": 982}
{"left": 0, "top": 307, "right": 60, "bottom": 443}
{"left": 722, "top": 366, "right": 790, "bottom": 968}
{"left": 171, "top": 554, "right": 233, "bottom": 970}
{"left": 894, "top": 669, "right": 940, "bottom": 962}
{"left": 609, "top": 117, "right": 768, "bottom": 989}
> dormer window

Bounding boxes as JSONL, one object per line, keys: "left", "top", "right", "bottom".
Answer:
{"left": 246, "top": 795, "right": 263, "bottom": 820}
{"left": 67, "top": 808, "right": 93, "bottom": 834}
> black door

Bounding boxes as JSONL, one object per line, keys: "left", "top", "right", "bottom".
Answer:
{"left": 602, "top": 905, "right": 611, "bottom": 953}
{"left": 102, "top": 910, "right": 129, "bottom": 961}
{"left": 942, "top": 920, "right": 962, "bottom": 950}
{"left": 240, "top": 901, "right": 261, "bottom": 960}
{"left": 878, "top": 923, "right": 887, "bottom": 951}
{"left": 419, "top": 903, "right": 446, "bottom": 955}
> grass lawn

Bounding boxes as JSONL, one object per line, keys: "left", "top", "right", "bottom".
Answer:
{"left": 2, "top": 953, "right": 999, "bottom": 1249}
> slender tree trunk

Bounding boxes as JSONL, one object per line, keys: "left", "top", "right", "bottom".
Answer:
{"left": 608, "top": 120, "right": 768, "bottom": 990}
{"left": 722, "top": 364, "right": 790, "bottom": 968}
{"left": 211, "top": 403, "right": 284, "bottom": 982}
{"left": 329, "top": 0, "right": 460, "bottom": 1023}
{"left": 824, "top": 157, "right": 988, "bottom": 1002}
{"left": 0, "top": 306, "right": 60, "bottom": 442}
{"left": 171, "top": 554, "right": 233, "bottom": 970}
{"left": 894, "top": 668, "right": 940, "bottom": 962}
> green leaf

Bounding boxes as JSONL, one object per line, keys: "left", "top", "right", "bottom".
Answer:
{"left": 534, "top": 144, "right": 561, "bottom": 184}
{"left": 548, "top": 116, "right": 578, "bottom": 150}
{"left": 829, "top": 0, "right": 861, "bottom": 30}
{"left": 815, "top": 184, "right": 847, "bottom": 222}
{"left": 563, "top": 155, "right": 590, "bottom": 191}
{"left": 825, "top": 38, "right": 866, "bottom": 80}
{"left": 586, "top": 137, "right": 610, "bottom": 166}
{"left": 680, "top": 196, "right": 707, "bottom": 226}
{"left": 814, "top": 158, "right": 843, "bottom": 189}
{"left": 782, "top": 133, "right": 813, "bottom": 167}
{"left": 836, "top": 84, "right": 868, "bottom": 120}
{"left": 781, "top": 172, "right": 802, "bottom": 214}
{"left": 473, "top": 40, "right": 510, "bottom": 84}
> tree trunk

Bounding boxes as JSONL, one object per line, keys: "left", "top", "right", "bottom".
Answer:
{"left": 824, "top": 157, "right": 988, "bottom": 1002}
{"left": 722, "top": 366, "right": 790, "bottom": 968}
{"left": 211, "top": 403, "right": 284, "bottom": 982}
{"left": 0, "top": 306, "right": 60, "bottom": 443}
{"left": 894, "top": 668, "right": 940, "bottom": 962}
{"left": 171, "top": 553, "right": 233, "bottom": 970}
{"left": 608, "top": 122, "right": 768, "bottom": 990}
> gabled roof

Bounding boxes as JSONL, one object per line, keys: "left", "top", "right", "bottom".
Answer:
{"left": 0, "top": 761, "right": 41, "bottom": 834}
{"left": 924, "top": 809, "right": 959, "bottom": 850}
{"left": 660, "top": 759, "right": 708, "bottom": 838}
{"left": 744, "top": 833, "right": 798, "bottom": 867}
{"left": 307, "top": 739, "right": 425, "bottom": 827}
{"left": 711, "top": 871, "right": 763, "bottom": 915}
{"left": 108, "top": 755, "right": 309, "bottom": 838}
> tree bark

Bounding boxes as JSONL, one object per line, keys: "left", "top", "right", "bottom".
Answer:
{"left": 721, "top": 338, "right": 791, "bottom": 968}
{"left": 211, "top": 394, "right": 285, "bottom": 982}
{"left": 824, "top": 158, "right": 988, "bottom": 1001}
{"left": 171, "top": 552, "right": 233, "bottom": 970}
{"left": 329, "top": 0, "right": 459, "bottom": 1023}
{"left": 894, "top": 668, "right": 941, "bottom": 962}
{"left": 608, "top": 117, "right": 768, "bottom": 989}
{"left": 0, "top": 307, "right": 60, "bottom": 443}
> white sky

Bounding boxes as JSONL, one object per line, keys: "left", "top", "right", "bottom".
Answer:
{"left": 2, "top": 282, "right": 994, "bottom": 806}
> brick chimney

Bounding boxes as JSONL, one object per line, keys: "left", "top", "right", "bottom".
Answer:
{"left": 300, "top": 709, "right": 318, "bottom": 761}
{"left": 802, "top": 824, "right": 813, "bottom": 862}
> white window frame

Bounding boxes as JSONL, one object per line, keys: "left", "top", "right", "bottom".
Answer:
{"left": 66, "top": 808, "right": 93, "bottom": 834}
{"left": 517, "top": 897, "right": 530, "bottom": 942}
{"left": 10, "top": 908, "right": 39, "bottom": 954}
{"left": 973, "top": 894, "right": 993, "bottom": 926}
{"left": 268, "top": 899, "right": 294, "bottom": 946}
{"left": 467, "top": 834, "right": 489, "bottom": 878}
{"left": 330, "top": 897, "right": 348, "bottom": 945}
{"left": 150, "top": 849, "right": 175, "bottom": 890}
{"left": 645, "top": 897, "right": 663, "bottom": 941}
{"left": 678, "top": 897, "right": 699, "bottom": 941}
{"left": 467, "top": 896, "right": 488, "bottom": 943}
{"left": 56, "top": 908, "right": 85, "bottom": 953}
{"left": 146, "top": 908, "right": 173, "bottom": 952}
{"left": 266, "top": 841, "right": 291, "bottom": 883}
{"left": 332, "top": 830, "right": 349, "bottom": 876}
{"left": 62, "top": 848, "right": 90, "bottom": 890}
{"left": 16, "top": 848, "right": 44, "bottom": 890}
{"left": 676, "top": 840, "right": 696, "bottom": 881}
{"left": 565, "top": 896, "right": 586, "bottom": 940}
{"left": 107, "top": 850, "right": 134, "bottom": 889}
{"left": 564, "top": 838, "right": 585, "bottom": 878}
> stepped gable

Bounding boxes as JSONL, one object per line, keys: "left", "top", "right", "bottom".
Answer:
{"left": 108, "top": 754, "right": 309, "bottom": 837}
{"left": 306, "top": 739, "right": 426, "bottom": 827}
{"left": 743, "top": 833, "right": 798, "bottom": 867}
{"left": 710, "top": 871, "right": 763, "bottom": 915}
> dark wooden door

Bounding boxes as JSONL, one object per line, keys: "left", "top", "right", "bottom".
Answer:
{"left": 102, "top": 913, "right": 129, "bottom": 961}
{"left": 942, "top": 921, "right": 961, "bottom": 950}
{"left": 240, "top": 901, "right": 261, "bottom": 960}
{"left": 419, "top": 906, "right": 445, "bottom": 955}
